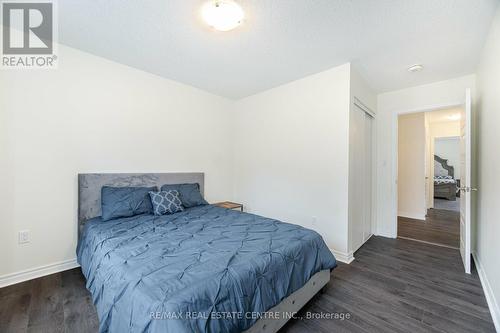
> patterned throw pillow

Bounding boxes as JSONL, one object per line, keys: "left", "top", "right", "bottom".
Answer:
{"left": 148, "top": 190, "right": 184, "bottom": 216}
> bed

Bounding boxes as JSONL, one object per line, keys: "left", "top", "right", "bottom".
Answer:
{"left": 76, "top": 173, "right": 337, "bottom": 333}
{"left": 434, "top": 155, "right": 457, "bottom": 201}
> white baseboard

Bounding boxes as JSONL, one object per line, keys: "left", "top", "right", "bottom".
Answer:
{"left": 473, "top": 253, "right": 500, "bottom": 332}
{"left": 329, "top": 248, "right": 354, "bottom": 264}
{"left": 398, "top": 211, "right": 426, "bottom": 221}
{"left": 374, "top": 229, "right": 397, "bottom": 239}
{"left": 0, "top": 258, "right": 80, "bottom": 288}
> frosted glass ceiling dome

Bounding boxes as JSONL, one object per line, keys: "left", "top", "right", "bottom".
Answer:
{"left": 202, "top": 1, "right": 244, "bottom": 32}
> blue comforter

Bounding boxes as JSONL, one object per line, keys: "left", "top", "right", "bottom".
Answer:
{"left": 77, "top": 205, "right": 336, "bottom": 333}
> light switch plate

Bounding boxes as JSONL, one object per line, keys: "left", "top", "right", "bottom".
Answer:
{"left": 18, "top": 230, "right": 30, "bottom": 244}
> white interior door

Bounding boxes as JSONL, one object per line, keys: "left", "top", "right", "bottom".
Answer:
{"left": 363, "top": 111, "right": 373, "bottom": 241}
{"left": 350, "top": 105, "right": 366, "bottom": 250}
{"left": 459, "top": 88, "right": 472, "bottom": 274}
{"left": 424, "top": 114, "right": 433, "bottom": 209}
{"left": 350, "top": 103, "right": 374, "bottom": 252}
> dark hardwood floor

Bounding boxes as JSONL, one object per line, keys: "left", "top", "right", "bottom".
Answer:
{"left": 1, "top": 237, "right": 495, "bottom": 333}
{"left": 398, "top": 208, "right": 460, "bottom": 248}
{"left": 0, "top": 269, "right": 98, "bottom": 333}
{"left": 282, "top": 237, "right": 495, "bottom": 333}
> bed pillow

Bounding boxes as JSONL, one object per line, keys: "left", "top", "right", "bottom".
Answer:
{"left": 149, "top": 190, "right": 184, "bottom": 215}
{"left": 101, "top": 186, "right": 156, "bottom": 221}
{"left": 160, "top": 183, "right": 208, "bottom": 208}
{"left": 435, "top": 175, "right": 453, "bottom": 180}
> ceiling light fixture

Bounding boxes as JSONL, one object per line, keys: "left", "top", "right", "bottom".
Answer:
{"left": 447, "top": 114, "right": 462, "bottom": 121}
{"left": 408, "top": 64, "right": 424, "bottom": 73}
{"left": 202, "top": 0, "right": 244, "bottom": 32}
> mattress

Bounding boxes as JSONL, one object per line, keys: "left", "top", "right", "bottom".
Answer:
{"left": 77, "top": 205, "right": 336, "bottom": 333}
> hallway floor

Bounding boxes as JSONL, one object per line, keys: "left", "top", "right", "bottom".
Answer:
{"left": 398, "top": 208, "right": 460, "bottom": 248}
{"left": 434, "top": 198, "right": 460, "bottom": 212}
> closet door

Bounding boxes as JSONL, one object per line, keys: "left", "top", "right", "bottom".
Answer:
{"left": 363, "top": 111, "right": 373, "bottom": 241}
{"left": 350, "top": 105, "right": 366, "bottom": 251}
{"left": 350, "top": 104, "right": 374, "bottom": 251}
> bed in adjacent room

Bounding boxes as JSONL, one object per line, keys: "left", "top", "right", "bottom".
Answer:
{"left": 434, "top": 155, "right": 458, "bottom": 201}
{"left": 76, "top": 173, "right": 336, "bottom": 333}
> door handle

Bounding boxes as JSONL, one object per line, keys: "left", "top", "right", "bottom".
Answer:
{"left": 459, "top": 187, "right": 478, "bottom": 192}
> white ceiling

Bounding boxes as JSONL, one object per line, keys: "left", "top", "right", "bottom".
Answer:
{"left": 59, "top": 0, "right": 499, "bottom": 99}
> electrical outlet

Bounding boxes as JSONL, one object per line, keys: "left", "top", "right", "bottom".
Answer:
{"left": 18, "top": 230, "right": 30, "bottom": 244}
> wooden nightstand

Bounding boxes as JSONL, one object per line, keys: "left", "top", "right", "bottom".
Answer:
{"left": 214, "top": 201, "right": 243, "bottom": 212}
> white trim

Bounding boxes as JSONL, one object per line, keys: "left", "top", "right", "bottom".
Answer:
{"left": 0, "top": 258, "right": 79, "bottom": 288}
{"left": 375, "top": 230, "right": 397, "bottom": 239}
{"left": 354, "top": 97, "right": 376, "bottom": 118}
{"left": 351, "top": 233, "right": 374, "bottom": 255}
{"left": 329, "top": 248, "right": 354, "bottom": 264}
{"left": 473, "top": 253, "right": 500, "bottom": 332}
{"left": 435, "top": 135, "right": 461, "bottom": 141}
{"left": 397, "top": 211, "right": 426, "bottom": 221}
{"left": 397, "top": 236, "right": 459, "bottom": 250}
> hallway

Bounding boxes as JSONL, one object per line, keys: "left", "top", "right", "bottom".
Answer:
{"left": 397, "top": 208, "right": 460, "bottom": 248}
{"left": 434, "top": 198, "right": 460, "bottom": 212}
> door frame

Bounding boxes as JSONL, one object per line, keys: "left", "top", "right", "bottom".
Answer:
{"left": 391, "top": 103, "right": 462, "bottom": 238}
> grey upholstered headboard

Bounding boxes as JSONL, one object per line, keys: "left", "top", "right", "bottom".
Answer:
{"left": 434, "top": 155, "right": 454, "bottom": 178}
{"left": 78, "top": 173, "right": 204, "bottom": 231}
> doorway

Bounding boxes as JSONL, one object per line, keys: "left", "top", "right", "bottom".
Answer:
{"left": 392, "top": 89, "right": 473, "bottom": 274}
{"left": 396, "top": 108, "right": 464, "bottom": 248}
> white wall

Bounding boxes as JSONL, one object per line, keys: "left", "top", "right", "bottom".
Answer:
{"left": 397, "top": 113, "right": 426, "bottom": 220}
{"left": 0, "top": 45, "right": 234, "bottom": 279}
{"left": 233, "top": 64, "right": 352, "bottom": 258}
{"left": 0, "top": 54, "right": 371, "bottom": 280}
{"left": 429, "top": 121, "right": 461, "bottom": 138}
{"left": 350, "top": 66, "right": 377, "bottom": 111}
{"left": 475, "top": 4, "right": 500, "bottom": 330}
{"left": 376, "top": 74, "right": 475, "bottom": 237}
{"left": 435, "top": 137, "right": 460, "bottom": 177}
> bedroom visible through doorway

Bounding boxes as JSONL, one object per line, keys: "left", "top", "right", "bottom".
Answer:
{"left": 397, "top": 108, "right": 464, "bottom": 248}
{"left": 434, "top": 137, "right": 460, "bottom": 212}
